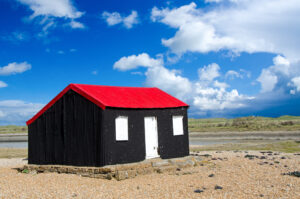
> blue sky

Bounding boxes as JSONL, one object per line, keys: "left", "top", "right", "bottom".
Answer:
{"left": 0, "top": 0, "right": 300, "bottom": 125}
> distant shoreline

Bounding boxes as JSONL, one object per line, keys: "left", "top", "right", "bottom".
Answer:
{"left": 0, "top": 133, "right": 27, "bottom": 142}
{"left": 0, "top": 131, "right": 299, "bottom": 143}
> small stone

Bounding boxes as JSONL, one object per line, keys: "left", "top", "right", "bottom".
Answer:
{"left": 137, "top": 186, "right": 140, "bottom": 190}
{"left": 274, "top": 161, "right": 280, "bottom": 164}
{"left": 208, "top": 174, "right": 215, "bottom": 177}
{"left": 72, "top": 193, "right": 77, "bottom": 197}
{"left": 284, "top": 171, "right": 300, "bottom": 177}
{"left": 215, "top": 185, "right": 223, "bottom": 190}
{"left": 244, "top": 154, "right": 256, "bottom": 159}
{"left": 182, "top": 171, "right": 193, "bottom": 175}
{"left": 260, "top": 156, "right": 266, "bottom": 159}
{"left": 152, "top": 160, "right": 170, "bottom": 167}
{"left": 194, "top": 189, "right": 204, "bottom": 193}
{"left": 269, "top": 163, "right": 274, "bottom": 165}
{"left": 284, "top": 165, "right": 288, "bottom": 168}
{"left": 281, "top": 157, "right": 286, "bottom": 159}
{"left": 258, "top": 162, "right": 264, "bottom": 165}
{"left": 259, "top": 194, "right": 264, "bottom": 197}
{"left": 212, "top": 158, "right": 217, "bottom": 160}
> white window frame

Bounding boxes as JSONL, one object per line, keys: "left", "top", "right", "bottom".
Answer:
{"left": 115, "top": 116, "right": 128, "bottom": 141}
{"left": 172, "top": 115, "right": 184, "bottom": 136}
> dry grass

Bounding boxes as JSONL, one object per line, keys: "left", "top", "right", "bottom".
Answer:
{"left": 0, "top": 148, "right": 27, "bottom": 159}
{"left": 189, "top": 115, "right": 300, "bottom": 132}
{"left": 0, "top": 125, "right": 27, "bottom": 134}
{"left": 191, "top": 140, "right": 300, "bottom": 153}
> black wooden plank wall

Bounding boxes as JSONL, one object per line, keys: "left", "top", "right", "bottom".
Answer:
{"left": 102, "top": 107, "right": 189, "bottom": 165}
{"left": 28, "top": 90, "right": 103, "bottom": 166}
{"left": 28, "top": 90, "right": 189, "bottom": 167}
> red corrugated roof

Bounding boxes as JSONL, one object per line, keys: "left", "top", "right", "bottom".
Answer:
{"left": 26, "top": 84, "right": 189, "bottom": 125}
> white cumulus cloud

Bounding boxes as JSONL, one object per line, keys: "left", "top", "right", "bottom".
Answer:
{"left": 225, "top": 69, "right": 251, "bottom": 80}
{"left": 198, "top": 63, "right": 220, "bottom": 82}
{"left": 291, "top": 77, "right": 300, "bottom": 92}
{"left": 257, "top": 69, "right": 278, "bottom": 93}
{"left": 0, "top": 100, "right": 44, "bottom": 125}
{"left": 17, "top": 0, "right": 85, "bottom": 33}
{"left": 0, "top": 62, "right": 31, "bottom": 76}
{"left": 114, "top": 53, "right": 253, "bottom": 113}
{"left": 18, "top": 0, "right": 83, "bottom": 19}
{"left": 68, "top": 20, "right": 85, "bottom": 29}
{"left": 102, "top": 10, "right": 139, "bottom": 29}
{"left": 113, "top": 53, "right": 162, "bottom": 71}
{"left": 151, "top": 1, "right": 300, "bottom": 61}
{"left": 0, "top": 81, "right": 8, "bottom": 88}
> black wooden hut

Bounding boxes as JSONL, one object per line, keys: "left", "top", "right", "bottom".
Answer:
{"left": 27, "top": 84, "right": 189, "bottom": 166}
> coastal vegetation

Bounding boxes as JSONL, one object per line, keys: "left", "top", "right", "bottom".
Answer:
{"left": 189, "top": 115, "right": 300, "bottom": 132}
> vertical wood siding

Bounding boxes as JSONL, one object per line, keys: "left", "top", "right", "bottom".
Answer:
{"left": 102, "top": 107, "right": 189, "bottom": 165}
{"left": 28, "top": 91, "right": 189, "bottom": 167}
{"left": 28, "top": 90, "right": 104, "bottom": 166}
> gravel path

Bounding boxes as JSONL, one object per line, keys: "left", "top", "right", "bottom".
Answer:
{"left": 0, "top": 151, "right": 299, "bottom": 199}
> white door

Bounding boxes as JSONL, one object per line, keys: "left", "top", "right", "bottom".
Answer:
{"left": 144, "top": 117, "right": 159, "bottom": 159}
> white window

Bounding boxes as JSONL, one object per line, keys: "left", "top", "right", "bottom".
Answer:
{"left": 115, "top": 116, "right": 128, "bottom": 141}
{"left": 172, "top": 116, "right": 184, "bottom": 136}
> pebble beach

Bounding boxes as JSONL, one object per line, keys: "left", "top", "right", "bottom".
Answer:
{"left": 0, "top": 151, "right": 299, "bottom": 199}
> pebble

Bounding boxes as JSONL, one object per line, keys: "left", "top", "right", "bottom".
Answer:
{"left": 283, "top": 171, "right": 300, "bottom": 178}
{"left": 194, "top": 189, "right": 204, "bottom": 193}
{"left": 258, "top": 162, "right": 265, "bottom": 165}
{"left": 208, "top": 174, "right": 214, "bottom": 177}
{"left": 215, "top": 185, "right": 223, "bottom": 190}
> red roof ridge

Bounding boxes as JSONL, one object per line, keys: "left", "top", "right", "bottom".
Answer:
{"left": 71, "top": 83, "right": 157, "bottom": 89}
{"left": 26, "top": 84, "right": 189, "bottom": 126}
